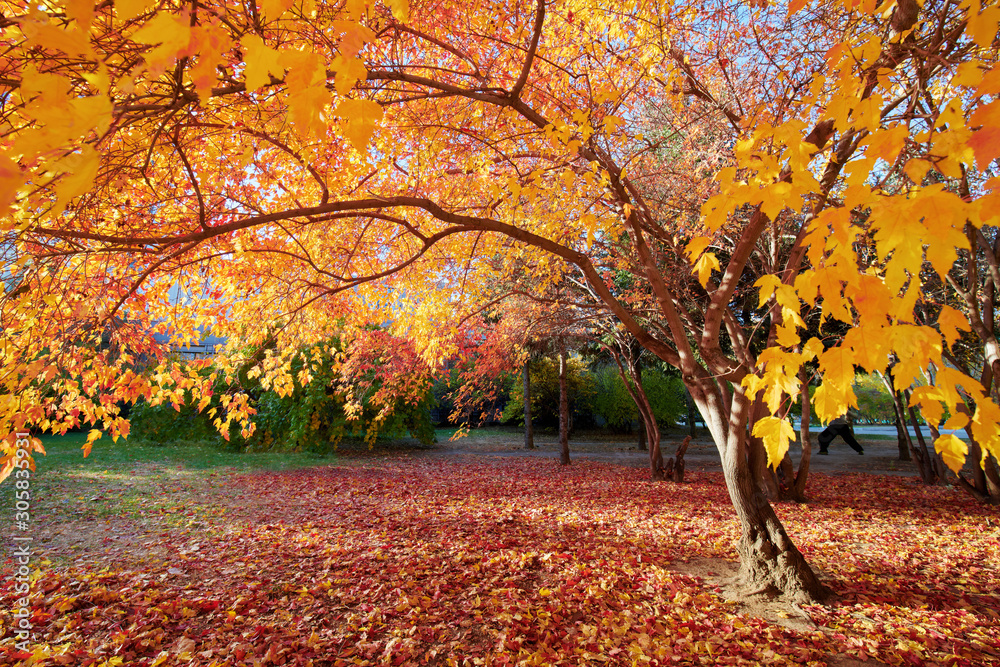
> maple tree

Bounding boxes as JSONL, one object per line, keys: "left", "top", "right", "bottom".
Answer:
{"left": 2, "top": 0, "right": 1000, "bottom": 602}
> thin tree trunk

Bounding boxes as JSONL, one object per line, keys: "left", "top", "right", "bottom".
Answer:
{"left": 879, "top": 370, "right": 937, "bottom": 484}
{"left": 558, "top": 348, "right": 570, "bottom": 465}
{"left": 894, "top": 415, "right": 911, "bottom": 461}
{"left": 636, "top": 365, "right": 647, "bottom": 451}
{"left": 613, "top": 351, "right": 662, "bottom": 479}
{"left": 523, "top": 361, "right": 534, "bottom": 450}
{"left": 905, "top": 391, "right": 940, "bottom": 484}
{"left": 792, "top": 370, "right": 812, "bottom": 499}
{"left": 687, "top": 391, "right": 697, "bottom": 438}
{"left": 927, "top": 423, "right": 948, "bottom": 480}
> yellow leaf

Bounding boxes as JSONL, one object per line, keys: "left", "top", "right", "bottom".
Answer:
{"left": 331, "top": 55, "right": 368, "bottom": 95}
{"left": 754, "top": 274, "right": 782, "bottom": 309}
{"left": 0, "top": 153, "right": 20, "bottom": 213}
{"left": 934, "top": 434, "right": 967, "bottom": 473}
{"left": 801, "top": 337, "right": 824, "bottom": 361}
{"left": 966, "top": 4, "right": 1000, "bottom": 48}
{"left": 978, "top": 65, "right": 1000, "bottom": 97}
{"left": 953, "top": 61, "right": 983, "bottom": 88}
{"left": 843, "top": 324, "right": 889, "bottom": 373}
{"left": 815, "top": 268, "right": 852, "bottom": 323}
{"left": 604, "top": 115, "right": 625, "bottom": 132}
{"left": 937, "top": 305, "right": 970, "bottom": 348}
{"left": 280, "top": 47, "right": 325, "bottom": 92}
{"left": 759, "top": 181, "right": 794, "bottom": 220}
{"left": 752, "top": 416, "right": 796, "bottom": 469}
{"left": 910, "top": 386, "right": 945, "bottom": 424}
{"left": 812, "top": 381, "right": 856, "bottom": 425}
{"left": 261, "top": 0, "right": 295, "bottom": 19}
{"left": 288, "top": 85, "right": 332, "bottom": 138}
{"left": 863, "top": 125, "right": 908, "bottom": 164}
{"left": 241, "top": 34, "right": 284, "bottom": 93}
{"left": 117, "top": 0, "right": 156, "bottom": 20}
{"left": 972, "top": 399, "right": 1000, "bottom": 460}
{"left": 23, "top": 21, "right": 91, "bottom": 57}
{"left": 903, "top": 158, "right": 932, "bottom": 183}
{"left": 133, "top": 12, "right": 193, "bottom": 76}
{"left": 818, "top": 346, "right": 855, "bottom": 391}
{"left": 693, "top": 252, "right": 720, "bottom": 287}
{"left": 189, "top": 22, "right": 233, "bottom": 101}
{"left": 943, "top": 413, "right": 969, "bottom": 431}
{"left": 968, "top": 126, "right": 1000, "bottom": 169}
{"left": 794, "top": 270, "right": 818, "bottom": 305}
{"left": 775, "top": 322, "right": 801, "bottom": 348}
{"left": 336, "top": 98, "right": 384, "bottom": 152}
{"left": 54, "top": 146, "right": 100, "bottom": 212}
{"left": 83, "top": 428, "right": 102, "bottom": 457}
{"left": 846, "top": 275, "right": 891, "bottom": 324}
{"left": 331, "top": 20, "right": 376, "bottom": 58}
{"left": 386, "top": 0, "right": 409, "bottom": 21}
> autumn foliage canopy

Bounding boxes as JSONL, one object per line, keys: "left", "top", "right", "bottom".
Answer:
{"left": 1, "top": 0, "right": 999, "bottom": 494}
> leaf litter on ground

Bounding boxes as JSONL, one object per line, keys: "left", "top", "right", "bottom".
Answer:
{"left": 1, "top": 457, "right": 998, "bottom": 666}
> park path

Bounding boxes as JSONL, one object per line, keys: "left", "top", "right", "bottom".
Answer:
{"left": 411, "top": 430, "right": 920, "bottom": 478}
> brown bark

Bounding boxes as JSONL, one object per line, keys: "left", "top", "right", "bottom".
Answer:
{"left": 610, "top": 343, "right": 663, "bottom": 480}
{"left": 523, "top": 361, "right": 534, "bottom": 450}
{"left": 636, "top": 365, "right": 647, "bottom": 451}
{"left": 558, "top": 348, "right": 570, "bottom": 466}
{"left": 791, "top": 372, "right": 812, "bottom": 500}
{"left": 719, "top": 389, "right": 828, "bottom": 602}
{"left": 749, "top": 399, "right": 780, "bottom": 500}
{"left": 637, "top": 417, "right": 647, "bottom": 451}
{"left": 894, "top": 415, "right": 911, "bottom": 461}
{"left": 904, "top": 390, "right": 942, "bottom": 484}
{"left": 687, "top": 392, "right": 697, "bottom": 438}
{"left": 880, "top": 370, "right": 938, "bottom": 484}
{"left": 665, "top": 436, "right": 690, "bottom": 483}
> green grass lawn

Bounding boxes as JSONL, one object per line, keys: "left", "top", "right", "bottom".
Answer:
{"left": 0, "top": 433, "right": 341, "bottom": 527}
{"left": 31, "top": 431, "right": 340, "bottom": 472}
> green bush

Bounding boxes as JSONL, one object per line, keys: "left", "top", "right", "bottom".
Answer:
{"left": 640, "top": 366, "right": 686, "bottom": 426}
{"left": 590, "top": 365, "right": 636, "bottom": 430}
{"left": 854, "top": 373, "right": 897, "bottom": 424}
{"left": 501, "top": 355, "right": 595, "bottom": 428}
{"left": 130, "top": 340, "right": 436, "bottom": 451}
{"left": 129, "top": 393, "right": 224, "bottom": 445}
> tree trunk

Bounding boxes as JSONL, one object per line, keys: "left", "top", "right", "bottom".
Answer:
{"left": 894, "top": 415, "right": 910, "bottom": 461}
{"left": 613, "top": 351, "right": 662, "bottom": 480}
{"left": 791, "top": 371, "right": 812, "bottom": 500}
{"left": 904, "top": 391, "right": 941, "bottom": 484}
{"left": 749, "top": 399, "right": 780, "bottom": 500}
{"left": 636, "top": 366, "right": 647, "bottom": 451}
{"left": 686, "top": 391, "right": 697, "bottom": 438}
{"left": 879, "top": 370, "right": 938, "bottom": 484}
{"left": 558, "top": 348, "right": 570, "bottom": 465}
{"left": 647, "top": 413, "right": 663, "bottom": 479}
{"left": 523, "top": 361, "right": 534, "bottom": 450}
{"left": 717, "top": 389, "right": 828, "bottom": 602}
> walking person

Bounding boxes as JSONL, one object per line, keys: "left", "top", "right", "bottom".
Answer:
{"left": 818, "top": 410, "right": 864, "bottom": 455}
